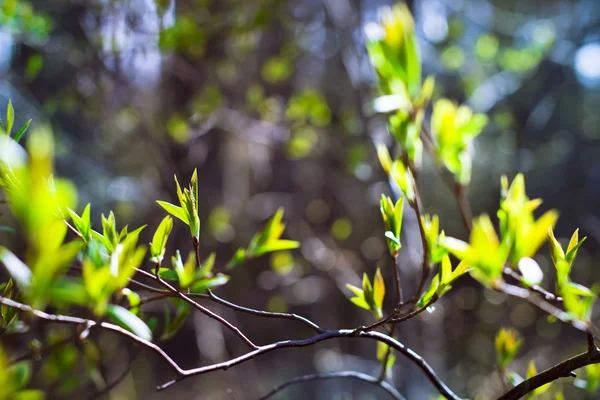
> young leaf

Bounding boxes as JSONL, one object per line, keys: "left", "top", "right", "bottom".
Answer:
{"left": 196, "top": 252, "right": 216, "bottom": 278}
{"left": 6, "top": 100, "right": 14, "bottom": 136}
{"left": 13, "top": 119, "right": 32, "bottom": 143}
{"left": 253, "top": 240, "right": 300, "bottom": 256}
{"left": 107, "top": 304, "right": 152, "bottom": 341}
{"left": 495, "top": 328, "right": 523, "bottom": 370}
{"left": 150, "top": 216, "right": 173, "bottom": 263}
{"left": 161, "top": 301, "right": 191, "bottom": 341}
{"left": 373, "top": 268, "right": 385, "bottom": 311}
{"left": 156, "top": 201, "right": 188, "bottom": 224}
{"left": 8, "top": 361, "right": 32, "bottom": 390}
{"left": 525, "top": 361, "right": 552, "bottom": 398}
{"left": 189, "top": 273, "right": 230, "bottom": 293}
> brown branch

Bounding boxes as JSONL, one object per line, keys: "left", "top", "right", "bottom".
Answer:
{"left": 0, "top": 296, "right": 463, "bottom": 399}
{"left": 498, "top": 347, "right": 600, "bottom": 400}
{"left": 502, "top": 268, "right": 562, "bottom": 302}
{"left": 495, "top": 281, "right": 589, "bottom": 331}
{"left": 259, "top": 371, "right": 406, "bottom": 400}
{"left": 411, "top": 182, "right": 430, "bottom": 299}
{"left": 134, "top": 268, "right": 258, "bottom": 350}
{"left": 392, "top": 252, "right": 403, "bottom": 307}
{"left": 455, "top": 184, "right": 473, "bottom": 232}
{"left": 206, "top": 290, "right": 324, "bottom": 334}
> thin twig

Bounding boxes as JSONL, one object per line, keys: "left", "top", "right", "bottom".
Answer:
{"left": 392, "top": 252, "right": 403, "bottom": 307}
{"left": 207, "top": 290, "right": 324, "bottom": 334}
{"left": 135, "top": 268, "right": 258, "bottom": 350}
{"left": 88, "top": 349, "right": 142, "bottom": 400}
{"left": 455, "top": 184, "right": 473, "bottom": 232}
{"left": 503, "top": 268, "right": 562, "bottom": 302}
{"left": 9, "top": 334, "right": 74, "bottom": 365}
{"left": 495, "top": 281, "right": 589, "bottom": 331}
{"left": 410, "top": 180, "right": 430, "bottom": 300}
{"left": 258, "top": 371, "right": 406, "bottom": 400}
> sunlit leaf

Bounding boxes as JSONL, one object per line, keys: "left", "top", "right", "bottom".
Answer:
{"left": 156, "top": 201, "right": 188, "bottom": 224}
{"left": 107, "top": 304, "right": 152, "bottom": 341}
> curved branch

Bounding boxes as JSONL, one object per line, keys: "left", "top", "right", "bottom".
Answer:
{"left": 498, "top": 347, "right": 600, "bottom": 400}
{"left": 134, "top": 268, "right": 258, "bottom": 350}
{"left": 0, "top": 296, "right": 462, "bottom": 400}
{"left": 258, "top": 371, "right": 406, "bottom": 400}
{"left": 206, "top": 290, "right": 324, "bottom": 334}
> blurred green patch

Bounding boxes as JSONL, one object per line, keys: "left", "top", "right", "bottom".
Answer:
{"left": 331, "top": 218, "right": 352, "bottom": 241}
{"left": 271, "top": 251, "right": 294, "bottom": 276}
{"left": 475, "top": 34, "right": 499, "bottom": 61}
{"left": 441, "top": 45, "right": 465, "bottom": 70}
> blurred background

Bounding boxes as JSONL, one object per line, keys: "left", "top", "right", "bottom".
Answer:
{"left": 2, "top": 0, "right": 600, "bottom": 399}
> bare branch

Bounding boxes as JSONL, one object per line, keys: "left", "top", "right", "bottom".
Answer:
{"left": 134, "top": 268, "right": 258, "bottom": 350}
{"left": 498, "top": 347, "right": 600, "bottom": 400}
{"left": 206, "top": 290, "right": 324, "bottom": 334}
{"left": 258, "top": 371, "right": 406, "bottom": 400}
{"left": 0, "top": 297, "right": 462, "bottom": 399}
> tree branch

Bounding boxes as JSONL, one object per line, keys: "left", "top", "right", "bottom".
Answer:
{"left": 258, "top": 370, "right": 406, "bottom": 400}
{"left": 498, "top": 347, "right": 600, "bottom": 400}
{"left": 134, "top": 268, "right": 258, "bottom": 350}
{"left": 206, "top": 290, "right": 324, "bottom": 334}
{"left": 0, "top": 296, "right": 462, "bottom": 399}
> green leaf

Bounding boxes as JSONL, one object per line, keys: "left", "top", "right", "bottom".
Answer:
{"left": 196, "top": 252, "right": 216, "bottom": 278}
{"left": 440, "top": 253, "right": 452, "bottom": 285}
{"left": 525, "top": 361, "right": 552, "bottom": 398}
{"left": 0, "top": 246, "right": 32, "bottom": 288}
{"left": 121, "top": 288, "right": 141, "bottom": 314}
{"left": 350, "top": 296, "right": 371, "bottom": 311}
{"left": 547, "top": 227, "right": 565, "bottom": 266}
{"left": 13, "top": 119, "right": 32, "bottom": 143}
{"left": 107, "top": 304, "right": 152, "bottom": 341}
{"left": 519, "top": 210, "right": 559, "bottom": 260}
{"left": 158, "top": 268, "right": 178, "bottom": 281}
{"left": 417, "top": 275, "right": 439, "bottom": 307}
{"left": 156, "top": 201, "right": 188, "bottom": 224}
{"left": 566, "top": 236, "right": 586, "bottom": 264}
{"left": 6, "top": 100, "right": 14, "bottom": 136}
{"left": 189, "top": 273, "right": 230, "bottom": 293}
{"left": 227, "top": 248, "right": 246, "bottom": 269}
{"left": 253, "top": 240, "right": 300, "bottom": 256}
{"left": 495, "top": 328, "right": 523, "bottom": 369}
{"left": 13, "top": 390, "right": 45, "bottom": 400}
{"left": 8, "top": 361, "right": 32, "bottom": 390}
{"left": 161, "top": 301, "right": 191, "bottom": 341}
{"left": 67, "top": 203, "right": 91, "bottom": 241}
{"left": 150, "top": 216, "right": 173, "bottom": 262}
{"left": 48, "top": 278, "right": 88, "bottom": 307}
{"left": 373, "top": 268, "right": 385, "bottom": 311}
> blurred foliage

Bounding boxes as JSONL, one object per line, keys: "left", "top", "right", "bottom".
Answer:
{"left": 0, "top": 0, "right": 600, "bottom": 398}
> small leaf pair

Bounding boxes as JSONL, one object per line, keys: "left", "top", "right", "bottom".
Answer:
{"left": 0, "top": 100, "right": 32, "bottom": 143}
{"left": 380, "top": 194, "right": 404, "bottom": 256}
{"left": 417, "top": 254, "right": 469, "bottom": 307}
{"left": 346, "top": 269, "right": 385, "bottom": 319}
{"left": 443, "top": 214, "right": 511, "bottom": 288}
{"left": 548, "top": 227, "right": 595, "bottom": 321}
{"left": 431, "top": 99, "right": 488, "bottom": 185}
{"left": 498, "top": 174, "right": 558, "bottom": 266}
{"left": 157, "top": 170, "right": 201, "bottom": 239}
{"left": 495, "top": 327, "right": 523, "bottom": 371}
{"left": 227, "top": 208, "right": 300, "bottom": 269}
